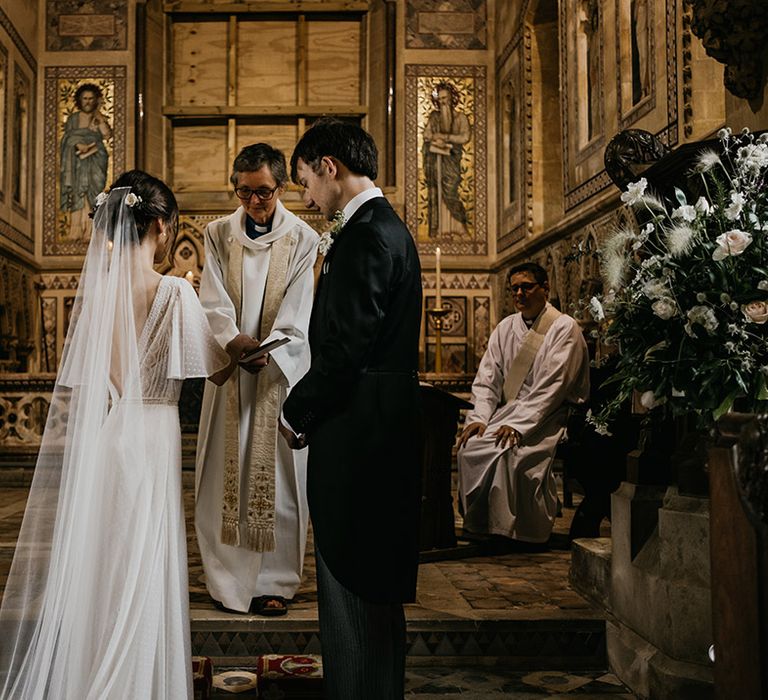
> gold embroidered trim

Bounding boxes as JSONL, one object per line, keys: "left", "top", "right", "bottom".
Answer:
{"left": 221, "top": 233, "right": 294, "bottom": 552}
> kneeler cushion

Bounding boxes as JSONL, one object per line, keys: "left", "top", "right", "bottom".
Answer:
{"left": 256, "top": 654, "right": 324, "bottom": 698}
{"left": 192, "top": 656, "right": 213, "bottom": 700}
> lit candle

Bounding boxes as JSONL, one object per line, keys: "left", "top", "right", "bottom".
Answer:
{"left": 185, "top": 271, "right": 194, "bottom": 283}
{"left": 435, "top": 246, "right": 442, "bottom": 309}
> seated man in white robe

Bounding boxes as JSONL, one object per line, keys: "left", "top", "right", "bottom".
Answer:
{"left": 195, "top": 143, "right": 318, "bottom": 615}
{"left": 457, "top": 262, "right": 590, "bottom": 543}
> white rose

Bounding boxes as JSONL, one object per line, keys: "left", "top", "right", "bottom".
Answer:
{"left": 686, "top": 305, "right": 719, "bottom": 334}
{"left": 742, "top": 300, "right": 768, "bottom": 324}
{"left": 620, "top": 178, "right": 648, "bottom": 206}
{"left": 672, "top": 204, "right": 696, "bottom": 222}
{"left": 652, "top": 297, "right": 677, "bottom": 320}
{"left": 95, "top": 191, "right": 108, "bottom": 207}
{"left": 724, "top": 192, "right": 746, "bottom": 221}
{"left": 712, "top": 229, "right": 752, "bottom": 261}
{"left": 694, "top": 196, "right": 711, "bottom": 214}
{"left": 642, "top": 278, "right": 668, "bottom": 300}
{"left": 589, "top": 296, "right": 605, "bottom": 322}
{"left": 639, "top": 390, "right": 660, "bottom": 409}
{"left": 125, "top": 192, "right": 139, "bottom": 207}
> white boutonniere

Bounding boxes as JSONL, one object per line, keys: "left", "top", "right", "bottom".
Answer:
{"left": 317, "top": 210, "right": 346, "bottom": 256}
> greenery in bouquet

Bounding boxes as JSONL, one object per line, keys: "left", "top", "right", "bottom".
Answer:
{"left": 588, "top": 127, "right": 768, "bottom": 433}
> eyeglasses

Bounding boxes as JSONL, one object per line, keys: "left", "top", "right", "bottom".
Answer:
{"left": 510, "top": 282, "right": 540, "bottom": 294}
{"left": 234, "top": 185, "right": 279, "bottom": 201}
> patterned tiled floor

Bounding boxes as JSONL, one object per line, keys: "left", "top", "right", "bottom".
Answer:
{"left": 207, "top": 665, "right": 635, "bottom": 698}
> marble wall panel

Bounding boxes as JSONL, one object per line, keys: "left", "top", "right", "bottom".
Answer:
{"left": 406, "top": 0, "right": 488, "bottom": 50}
{"left": 46, "top": 0, "right": 128, "bottom": 52}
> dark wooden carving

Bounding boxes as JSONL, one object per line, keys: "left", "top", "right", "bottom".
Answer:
{"left": 688, "top": 0, "right": 768, "bottom": 100}
{"left": 604, "top": 129, "right": 670, "bottom": 191}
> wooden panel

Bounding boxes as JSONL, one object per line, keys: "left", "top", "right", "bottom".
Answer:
{"left": 236, "top": 120, "right": 298, "bottom": 161}
{"left": 237, "top": 20, "right": 297, "bottom": 105}
{"left": 164, "top": 104, "right": 366, "bottom": 116}
{"left": 172, "top": 122, "right": 229, "bottom": 190}
{"left": 164, "top": 2, "right": 369, "bottom": 13}
{"left": 306, "top": 19, "right": 360, "bottom": 105}
{"left": 709, "top": 415, "right": 768, "bottom": 699}
{"left": 172, "top": 20, "right": 228, "bottom": 105}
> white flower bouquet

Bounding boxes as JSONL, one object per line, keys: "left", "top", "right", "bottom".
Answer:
{"left": 591, "top": 127, "right": 768, "bottom": 430}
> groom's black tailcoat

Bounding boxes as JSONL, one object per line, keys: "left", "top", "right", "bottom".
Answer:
{"left": 283, "top": 196, "right": 423, "bottom": 604}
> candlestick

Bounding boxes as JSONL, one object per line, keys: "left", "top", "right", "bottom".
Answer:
{"left": 435, "top": 246, "right": 442, "bottom": 309}
{"left": 426, "top": 306, "right": 450, "bottom": 373}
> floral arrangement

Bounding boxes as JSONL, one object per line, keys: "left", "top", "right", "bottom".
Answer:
{"left": 589, "top": 127, "right": 768, "bottom": 432}
{"left": 317, "top": 210, "right": 346, "bottom": 255}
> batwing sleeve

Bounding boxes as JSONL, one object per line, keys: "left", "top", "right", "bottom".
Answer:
{"left": 167, "top": 279, "right": 230, "bottom": 380}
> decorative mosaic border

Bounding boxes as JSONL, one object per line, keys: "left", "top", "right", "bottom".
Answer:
{"left": 404, "top": 64, "right": 488, "bottom": 257}
{"left": 42, "top": 65, "right": 126, "bottom": 257}
{"left": 191, "top": 619, "right": 606, "bottom": 663}
{"left": 0, "top": 217, "right": 33, "bottom": 252}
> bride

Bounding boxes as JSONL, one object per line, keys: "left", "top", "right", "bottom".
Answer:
{"left": 0, "top": 170, "right": 229, "bottom": 698}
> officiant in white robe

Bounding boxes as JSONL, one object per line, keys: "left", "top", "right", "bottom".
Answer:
{"left": 458, "top": 263, "right": 589, "bottom": 543}
{"left": 196, "top": 144, "right": 318, "bottom": 614}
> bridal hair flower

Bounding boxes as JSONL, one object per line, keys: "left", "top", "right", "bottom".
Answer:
{"left": 317, "top": 210, "right": 346, "bottom": 256}
{"left": 124, "top": 192, "right": 142, "bottom": 207}
{"left": 95, "top": 191, "right": 109, "bottom": 207}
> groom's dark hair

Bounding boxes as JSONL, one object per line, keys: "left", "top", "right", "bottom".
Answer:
{"left": 290, "top": 118, "right": 378, "bottom": 182}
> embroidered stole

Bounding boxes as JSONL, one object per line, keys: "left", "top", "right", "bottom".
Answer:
{"left": 221, "top": 234, "right": 293, "bottom": 551}
{"left": 502, "top": 304, "right": 562, "bottom": 403}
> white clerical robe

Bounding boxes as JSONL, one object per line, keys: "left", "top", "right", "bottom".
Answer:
{"left": 195, "top": 200, "right": 318, "bottom": 611}
{"left": 458, "top": 305, "right": 590, "bottom": 542}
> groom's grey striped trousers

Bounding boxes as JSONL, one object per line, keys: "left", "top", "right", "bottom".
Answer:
{"left": 315, "top": 549, "right": 406, "bottom": 699}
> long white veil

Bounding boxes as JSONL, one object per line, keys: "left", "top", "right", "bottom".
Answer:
{"left": 0, "top": 188, "right": 154, "bottom": 698}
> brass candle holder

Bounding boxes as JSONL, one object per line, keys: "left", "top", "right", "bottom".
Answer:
{"left": 427, "top": 306, "right": 450, "bottom": 373}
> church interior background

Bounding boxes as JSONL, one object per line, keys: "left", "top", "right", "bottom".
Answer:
{"left": 0, "top": 0, "right": 766, "bottom": 697}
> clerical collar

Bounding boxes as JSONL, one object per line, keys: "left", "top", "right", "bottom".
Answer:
{"left": 523, "top": 316, "right": 534, "bottom": 328}
{"left": 245, "top": 215, "right": 271, "bottom": 239}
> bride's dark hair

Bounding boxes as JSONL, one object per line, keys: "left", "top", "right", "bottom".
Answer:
{"left": 106, "top": 169, "right": 179, "bottom": 241}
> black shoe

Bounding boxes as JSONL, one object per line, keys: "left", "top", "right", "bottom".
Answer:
{"left": 250, "top": 595, "right": 288, "bottom": 617}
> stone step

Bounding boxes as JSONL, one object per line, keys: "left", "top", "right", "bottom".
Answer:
{"left": 570, "top": 537, "right": 612, "bottom": 611}
{"left": 191, "top": 612, "right": 606, "bottom": 669}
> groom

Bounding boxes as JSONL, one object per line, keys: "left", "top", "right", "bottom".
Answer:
{"left": 281, "top": 118, "right": 423, "bottom": 699}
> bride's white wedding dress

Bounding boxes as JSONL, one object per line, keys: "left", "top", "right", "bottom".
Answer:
{"left": 0, "top": 188, "right": 228, "bottom": 699}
